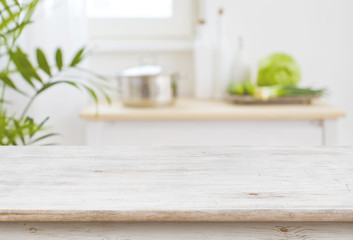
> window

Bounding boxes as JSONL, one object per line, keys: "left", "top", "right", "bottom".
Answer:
{"left": 87, "top": 0, "right": 174, "bottom": 19}
{"left": 86, "top": 0, "right": 195, "bottom": 40}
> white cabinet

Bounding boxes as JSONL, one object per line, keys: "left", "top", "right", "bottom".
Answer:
{"left": 80, "top": 99, "right": 345, "bottom": 146}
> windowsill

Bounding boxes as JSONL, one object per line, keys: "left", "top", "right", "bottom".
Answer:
{"left": 88, "top": 39, "right": 194, "bottom": 53}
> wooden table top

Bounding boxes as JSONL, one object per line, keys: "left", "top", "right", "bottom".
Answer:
{"left": 1, "top": 146, "right": 353, "bottom": 222}
{"left": 79, "top": 98, "right": 345, "bottom": 121}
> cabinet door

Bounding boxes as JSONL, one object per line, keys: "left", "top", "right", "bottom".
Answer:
{"left": 86, "top": 120, "right": 323, "bottom": 146}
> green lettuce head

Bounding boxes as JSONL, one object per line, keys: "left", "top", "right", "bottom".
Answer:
{"left": 257, "top": 53, "right": 301, "bottom": 87}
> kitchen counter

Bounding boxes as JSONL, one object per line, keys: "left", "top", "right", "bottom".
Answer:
{"left": 80, "top": 98, "right": 345, "bottom": 121}
{"left": 1, "top": 146, "right": 353, "bottom": 239}
{"left": 79, "top": 99, "right": 345, "bottom": 147}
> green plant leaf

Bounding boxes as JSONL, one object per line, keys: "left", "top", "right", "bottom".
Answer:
{"left": 75, "top": 67, "right": 109, "bottom": 82}
{"left": 36, "top": 48, "right": 52, "bottom": 77}
{"left": 0, "top": 0, "right": 40, "bottom": 44}
{"left": 103, "top": 92, "right": 112, "bottom": 104}
{"left": 0, "top": 111, "right": 56, "bottom": 146}
{"left": 30, "top": 133, "right": 59, "bottom": 145}
{"left": 0, "top": 0, "right": 14, "bottom": 18}
{"left": 0, "top": 98, "right": 11, "bottom": 105}
{"left": 70, "top": 47, "right": 85, "bottom": 67}
{"left": 10, "top": 47, "right": 42, "bottom": 85}
{"left": 83, "top": 85, "right": 98, "bottom": 103}
{"left": 30, "top": 116, "right": 49, "bottom": 138}
{"left": 0, "top": 73, "right": 16, "bottom": 89}
{"left": 13, "top": 0, "right": 20, "bottom": 6}
{"left": 0, "top": 74, "right": 25, "bottom": 95}
{"left": 69, "top": 75, "right": 113, "bottom": 105}
{"left": 9, "top": 50, "right": 34, "bottom": 87}
{"left": 36, "top": 81, "right": 80, "bottom": 95}
{"left": 10, "top": 0, "right": 40, "bottom": 43}
{"left": 13, "top": 119, "right": 25, "bottom": 145}
{"left": 2, "top": 20, "right": 31, "bottom": 37}
{"left": 55, "top": 48, "right": 63, "bottom": 71}
{"left": 0, "top": 7, "right": 21, "bottom": 32}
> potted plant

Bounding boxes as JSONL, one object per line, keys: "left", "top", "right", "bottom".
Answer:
{"left": 0, "top": 0, "right": 110, "bottom": 145}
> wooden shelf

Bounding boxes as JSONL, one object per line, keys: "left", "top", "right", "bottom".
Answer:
{"left": 80, "top": 98, "right": 345, "bottom": 121}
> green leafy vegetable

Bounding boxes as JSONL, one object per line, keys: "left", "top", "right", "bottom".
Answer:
{"left": 228, "top": 82, "right": 244, "bottom": 95}
{"left": 228, "top": 80, "right": 255, "bottom": 96}
{"left": 257, "top": 53, "right": 301, "bottom": 87}
{"left": 243, "top": 79, "right": 255, "bottom": 95}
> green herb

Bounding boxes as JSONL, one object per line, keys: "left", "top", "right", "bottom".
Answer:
{"left": 254, "top": 86, "right": 326, "bottom": 101}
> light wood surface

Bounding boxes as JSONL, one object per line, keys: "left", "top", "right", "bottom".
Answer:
{"left": 79, "top": 98, "right": 345, "bottom": 121}
{"left": 1, "top": 146, "right": 353, "bottom": 222}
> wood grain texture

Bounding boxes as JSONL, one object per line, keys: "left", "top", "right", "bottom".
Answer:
{"left": 79, "top": 98, "right": 345, "bottom": 121}
{"left": 0, "top": 146, "right": 353, "bottom": 222}
{"left": 2, "top": 222, "right": 353, "bottom": 239}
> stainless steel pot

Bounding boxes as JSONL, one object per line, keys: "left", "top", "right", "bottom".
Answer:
{"left": 117, "top": 65, "right": 178, "bottom": 108}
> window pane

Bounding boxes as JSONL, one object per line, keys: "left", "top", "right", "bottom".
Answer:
{"left": 87, "top": 0, "right": 174, "bottom": 19}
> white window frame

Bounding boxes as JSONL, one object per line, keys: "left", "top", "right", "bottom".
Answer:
{"left": 87, "top": 0, "right": 196, "bottom": 41}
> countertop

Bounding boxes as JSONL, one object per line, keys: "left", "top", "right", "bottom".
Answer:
{"left": 1, "top": 146, "right": 353, "bottom": 222}
{"left": 79, "top": 98, "right": 345, "bottom": 121}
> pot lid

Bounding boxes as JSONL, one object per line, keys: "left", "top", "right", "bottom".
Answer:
{"left": 120, "top": 65, "right": 163, "bottom": 77}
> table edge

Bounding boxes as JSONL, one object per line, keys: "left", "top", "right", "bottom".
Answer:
{"left": 1, "top": 209, "right": 353, "bottom": 222}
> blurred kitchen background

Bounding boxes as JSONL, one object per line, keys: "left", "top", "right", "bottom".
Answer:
{"left": 13, "top": 0, "right": 353, "bottom": 145}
